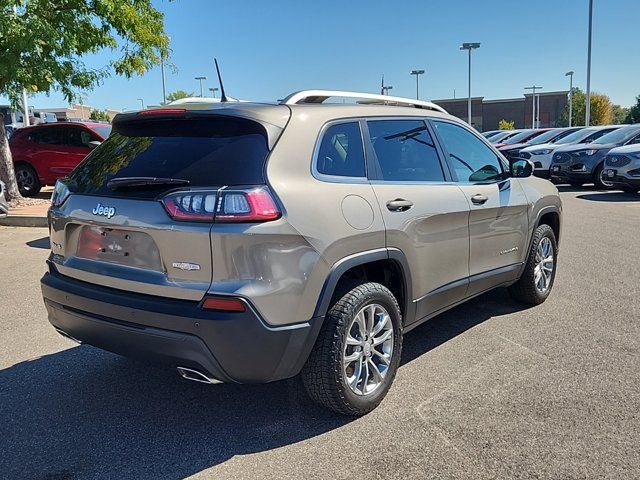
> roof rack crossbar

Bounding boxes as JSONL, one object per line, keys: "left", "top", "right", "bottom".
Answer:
{"left": 280, "top": 90, "right": 447, "bottom": 114}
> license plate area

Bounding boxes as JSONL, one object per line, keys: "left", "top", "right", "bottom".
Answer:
{"left": 76, "top": 226, "right": 163, "bottom": 271}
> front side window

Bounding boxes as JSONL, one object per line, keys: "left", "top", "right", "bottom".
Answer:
{"left": 316, "top": 122, "right": 365, "bottom": 177}
{"left": 66, "top": 127, "right": 98, "bottom": 147}
{"left": 367, "top": 119, "right": 444, "bottom": 182}
{"left": 433, "top": 121, "right": 504, "bottom": 183}
{"left": 29, "top": 127, "right": 63, "bottom": 145}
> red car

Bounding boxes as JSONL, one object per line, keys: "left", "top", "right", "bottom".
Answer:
{"left": 9, "top": 122, "right": 111, "bottom": 196}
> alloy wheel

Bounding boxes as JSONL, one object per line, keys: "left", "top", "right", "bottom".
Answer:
{"left": 342, "top": 303, "right": 394, "bottom": 396}
{"left": 534, "top": 237, "right": 554, "bottom": 293}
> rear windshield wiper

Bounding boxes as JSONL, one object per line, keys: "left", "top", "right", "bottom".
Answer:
{"left": 107, "top": 177, "right": 190, "bottom": 190}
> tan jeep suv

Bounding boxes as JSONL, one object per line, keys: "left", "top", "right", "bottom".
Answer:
{"left": 41, "top": 90, "right": 562, "bottom": 415}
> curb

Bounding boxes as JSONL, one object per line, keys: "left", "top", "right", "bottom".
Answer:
{"left": 0, "top": 215, "right": 48, "bottom": 228}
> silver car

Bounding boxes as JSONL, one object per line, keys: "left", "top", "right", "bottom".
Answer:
{"left": 41, "top": 90, "right": 562, "bottom": 415}
{"left": 602, "top": 144, "right": 640, "bottom": 193}
{"left": 0, "top": 180, "right": 8, "bottom": 217}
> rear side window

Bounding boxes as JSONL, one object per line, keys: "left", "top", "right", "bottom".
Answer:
{"left": 316, "top": 122, "right": 365, "bottom": 177}
{"left": 433, "top": 121, "right": 504, "bottom": 183}
{"left": 367, "top": 119, "right": 444, "bottom": 182}
{"left": 66, "top": 127, "right": 99, "bottom": 147}
{"left": 29, "top": 127, "right": 64, "bottom": 145}
{"left": 67, "top": 117, "right": 270, "bottom": 198}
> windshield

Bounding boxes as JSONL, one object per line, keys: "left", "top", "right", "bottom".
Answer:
{"left": 491, "top": 131, "right": 518, "bottom": 142}
{"left": 592, "top": 126, "right": 640, "bottom": 145}
{"left": 555, "top": 128, "right": 593, "bottom": 145}
{"left": 527, "top": 129, "right": 562, "bottom": 145}
{"left": 91, "top": 125, "right": 112, "bottom": 139}
{"left": 503, "top": 129, "right": 535, "bottom": 144}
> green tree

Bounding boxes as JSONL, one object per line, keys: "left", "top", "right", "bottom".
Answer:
{"left": 498, "top": 119, "right": 515, "bottom": 130}
{"left": 624, "top": 95, "right": 640, "bottom": 124}
{"left": 558, "top": 88, "right": 613, "bottom": 127}
{"left": 0, "top": 0, "right": 169, "bottom": 202}
{"left": 89, "top": 109, "right": 110, "bottom": 123}
{"left": 611, "top": 104, "right": 629, "bottom": 125}
{"left": 166, "top": 90, "right": 194, "bottom": 103}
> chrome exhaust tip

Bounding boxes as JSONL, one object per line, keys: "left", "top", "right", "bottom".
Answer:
{"left": 177, "top": 367, "right": 223, "bottom": 385}
{"left": 54, "top": 327, "right": 83, "bottom": 344}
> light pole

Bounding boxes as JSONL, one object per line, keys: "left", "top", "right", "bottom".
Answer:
{"left": 209, "top": 87, "right": 219, "bottom": 98}
{"left": 460, "top": 42, "right": 480, "bottom": 125}
{"left": 565, "top": 71, "right": 574, "bottom": 127}
{"left": 585, "top": 0, "right": 593, "bottom": 126}
{"left": 524, "top": 86, "right": 542, "bottom": 128}
{"left": 137, "top": 98, "right": 145, "bottom": 109}
{"left": 161, "top": 55, "right": 167, "bottom": 105}
{"left": 410, "top": 69, "right": 425, "bottom": 100}
{"left": 382, "top": 85, "right": 393, "bottom": 95}
{"left": 195, "top": 76, "right": 207, "bottom": 97}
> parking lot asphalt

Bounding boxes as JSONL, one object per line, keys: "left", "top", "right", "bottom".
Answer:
{"left": 1, "top": 187, "right": 639, "bottom": 480}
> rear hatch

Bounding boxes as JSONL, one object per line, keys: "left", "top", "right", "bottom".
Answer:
{"left": 48, "top": 108, "right": 289, "bottom": 300}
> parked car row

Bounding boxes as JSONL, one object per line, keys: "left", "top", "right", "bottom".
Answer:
{"left": 483, "top": 124, "right": 640, "bottom": 193}
{"left": 8, "top": 121, "right": 112, "bottom": 196}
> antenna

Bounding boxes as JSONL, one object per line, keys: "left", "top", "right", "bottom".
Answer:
{"left": 214, "top": 58, "right": 228, "bottom": 102}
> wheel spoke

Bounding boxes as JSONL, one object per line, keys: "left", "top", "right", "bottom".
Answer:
{"left": 361, "top": 357, "right": 370, "bottom": 392}
{"left": 372, "top": 328, "right": 392, "bottom": 346}
{"left": 366, "top": 305, "right": 376, "bottom": 334}
{"left": 355, "top": 312, "right": 366, "bottom": 339}
{"left": 343, "top": 350, "right": 361, "bottom": 365}
{"left": 372, "top": 312, "right": 389, "bottom": 336}
{"left": 367, "top": 358, "right": 384, "bottom": 383}
{"left": 372, "top": 348, "right": 390, "bottom": 366}
{"left": 345, "top": 334, "right": 361, "bottom": 346}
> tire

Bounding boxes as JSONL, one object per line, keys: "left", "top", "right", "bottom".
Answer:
{"left": 593, "top": 163, "right": 613, "bottom": 190}
{"left": 508, "top": 224, "right": 558, "bottom": 305}
{"left": 15, "top": 163, "right": 41, "bottom": 197}
{"left": 301, "top": 282, "right": 403, "bottom": 416}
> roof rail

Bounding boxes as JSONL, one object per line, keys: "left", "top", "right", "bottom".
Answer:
{"left": 280, "top": 90, "right": 448, "bottom": 114}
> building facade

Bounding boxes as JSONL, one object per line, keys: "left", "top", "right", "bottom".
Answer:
{"left": 433, "top": 91, "right": 569, "bottom": 132}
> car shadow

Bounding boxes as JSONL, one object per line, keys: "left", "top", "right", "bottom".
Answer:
{"left": 0, "top": 288, "right": 528, "bottom": 479}
{"left": 576, "top": 191, "right": 640, "bottom": 202}
{"left": 556, "top": 184, "right": 595, "bottom": 193}
{"left": 26, "top": 236, "right": 50, "bottom": 249}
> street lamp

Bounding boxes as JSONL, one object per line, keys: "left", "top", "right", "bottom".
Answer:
{"left": 460, "top": 42, "right": 480, "bottom": 125}
{"left": 565, "top": 71, "right": 574, "bottom": 127}
{"left": 382, "top": 85, "right": 393, "bottom": 95}
{"left": 209, "top": 87, "right": 219, "bottom": 98}
{"left": 524, "top": 86, "right": 542, "bottom": 128}
{"left": 585, "top": 0, "right": 593, "bottom": 126}
{"left": 195, "top": 76, "right": 207, "bottom": 97}
{"left": 137, "top": 98, "right": 145, "bottom": 109}
{"left": 410, "top": 69, "right": 425, "bottom": 100}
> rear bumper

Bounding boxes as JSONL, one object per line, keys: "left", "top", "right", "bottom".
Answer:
{"left": 41, "top": 265, "right": 322, "bottom": 384}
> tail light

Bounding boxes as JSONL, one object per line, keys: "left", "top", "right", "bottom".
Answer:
{"left": 51, "top": 179, "right": 71, "bottom": 207}
{"left": 160, "top": 187, "right": 280, "bottom": 223}
{"left": 201, "top": 295, "right": 246, "bottom": 312}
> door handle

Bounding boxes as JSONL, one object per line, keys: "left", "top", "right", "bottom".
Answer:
{"left": 470, "top": 194, "right": 488, "bottom": 205}
{"left": 386, "top": 199, "right": 414, "bottom": 212}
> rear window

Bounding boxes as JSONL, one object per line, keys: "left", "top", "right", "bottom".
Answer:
{"left": 67, "top": 117, "right": 269, "bottom": 198}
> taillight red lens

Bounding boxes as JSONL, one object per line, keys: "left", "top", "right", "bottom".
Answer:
{"left": 160, "top": 187, "right": 280, "bottom": 223}
{"left": 201, "top": 296, "right": 246, "bottom": 312}
{"left": 161, "top": 190, "right": 217, "bottom": 222}
{"left": 216, "top": 188, "right": 280, "bottom": 222}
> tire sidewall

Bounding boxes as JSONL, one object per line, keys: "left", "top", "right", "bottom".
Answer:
{"left": 529, "top": 225, "right": 558, "bottom": 302}
{"left": 16, "top": 164, "right": 40, "bottom": 197}
{"left": 335, "top": 285, "right": 403, "bottom": 411}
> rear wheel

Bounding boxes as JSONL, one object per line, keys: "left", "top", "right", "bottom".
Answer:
{"left": 15, "top": 164, "right": 41, "bottom": 197}
{"left": 509, "top": 224, "right": 557, "bottom": 305}
{"left": 302, "top": 282, "right": 403, "bottom": 416}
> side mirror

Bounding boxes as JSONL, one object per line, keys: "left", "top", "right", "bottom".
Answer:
{"left": 87, "top": 140, "right": 101, "bottom": 150}
{"left": 510, "top": 159, "right": 534, "bottom": 178}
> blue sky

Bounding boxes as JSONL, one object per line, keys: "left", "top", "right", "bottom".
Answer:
{"left": 6, "top": 0, "right": 640, "bottom": 111}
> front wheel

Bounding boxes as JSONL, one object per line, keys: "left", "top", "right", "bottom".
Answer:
{"left": 594, "top": 163, "right": 613, "bottom": 189}
{"left": 509, "top": 224, "right": 558, "bottom": 305}
{"left": 302, "top": 282, "right": 403, "bottom": 416}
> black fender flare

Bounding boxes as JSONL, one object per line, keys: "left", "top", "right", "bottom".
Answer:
{"left": 312, "top": 247, "right": 415, "bottom": 326}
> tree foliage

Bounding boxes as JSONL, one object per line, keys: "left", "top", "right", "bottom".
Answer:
{"left": 0, "top": 0, "right": 169, "bottom": 202}
{"left": 624, "top": 95, "right": 640, "bottom": 124}
{"left": 166, "top": 90, "right": 194, "bottom": 102}
{"left": 89, "top": 109, "right": 110, "bottom": 122}
{"left": 558, "top": 88, "right": 613, "bottom": 127}
{"left": 498, "top": 119, "right": 515, "bottom": 130}
{"left": 611, "top": 104, "right": 629, "bottom": 125}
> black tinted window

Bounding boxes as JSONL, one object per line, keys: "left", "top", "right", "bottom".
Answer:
{"left": 433, "top": 121, "right": 504, "bottom": 182}
{"left": 316, "top": 122, "right": 365, "bottom": 177}
{"left": 66, "top": 127, "right": 98, "bottom": 147}
{"left": 367, "top": 120, "right": 444, "bottom": 182}
{"left": 68, "top": 117, "right": 269, "bottom": 198}
{"left": 29, "top": 127, "right": 64, "bottom": 145}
